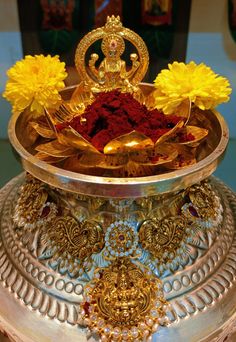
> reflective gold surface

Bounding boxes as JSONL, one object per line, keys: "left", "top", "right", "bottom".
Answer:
{"left": 75, "top": 15, "right": 149, "bottom": 92}
{"left": 0, "top": 175, "right": 236, "bottom": 342}
{"left": 1, "top": 13, "right": 234, "bottom": 342}
{"left": 80, "top": 258, "right": 169, "bottom": 342}
{"left": 8, "top": 84, "right": 228, "bottom": 198}
{"left": 10, "top": 16, "right": 212, "bottom": 180}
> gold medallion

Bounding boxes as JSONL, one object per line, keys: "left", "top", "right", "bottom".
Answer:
{"left": 80, "top": 258, "right": 169, "bottom": 341}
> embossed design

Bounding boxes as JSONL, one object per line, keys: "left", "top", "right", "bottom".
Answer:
{"left": 138, "top": 181, "right": 223, "bottom": 273}
{"left": 80, "top": 258, "right": 169, "bottom": 341}
{"left": 104, "top": 221, "right": 139, "bottom": 259}
{"left": 186, "top": 181, "right": 220, "bottom": 220}
{"left": 139, "top": 216, "right": 187, "bottom": 264}
{"left": 0, "top": 176, "right": 83, "bottom": 326}
{"left": 0, "top": 174, "right": 236, "bottom": 337}
{"left": 181, "top": 180, "right": 223, "bottom": 231}
{"left": 13, "top": 176, "right": 57, "bottom": 229}
{"left": 75, "top": 15, "right": 149, "bottom": 90}
{"left": 46, "top": 216, "right": 104, "bottom": 262}
{"left": 109, "top": 199, "right": 134, "bottom": 212}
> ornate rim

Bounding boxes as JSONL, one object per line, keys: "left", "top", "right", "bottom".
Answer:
{"left": 8, "top": 84, "right": 229, "bottom": 198}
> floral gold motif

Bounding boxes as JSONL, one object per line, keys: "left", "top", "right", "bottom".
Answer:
{"left": 187, "top": 181, "right": 217, "bottom": 219}
{"left": 81, "top": 258, "right": 169, "bottom": 341}
{"left": 24, "top": 17, "right": 210, "bottom": 177}
{"left": 104, "top": 221, "right": 139, "bottom": 259}
{"left": 13, "top": 177, "right": 53, "bottom": 229}
{"left": 47, "top": 216, "right": 104, "bottom": 261}
{"left": 139, "top": 216, "right": 187, "bottom": 263}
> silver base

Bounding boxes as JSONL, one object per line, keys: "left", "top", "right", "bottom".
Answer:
{"left": 0, "top": 174, "right": 236, "bottom": 342}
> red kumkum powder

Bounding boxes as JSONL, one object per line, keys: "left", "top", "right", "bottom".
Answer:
{"left": 177, "top": 132, "right": 195, "bottom": 143}
{"left": 56, "top": 90, "right": 185, "bottom": 152}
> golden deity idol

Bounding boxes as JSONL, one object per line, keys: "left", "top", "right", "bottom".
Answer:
{"left": 74, "top": 15, "right": 149, "bottom": 94}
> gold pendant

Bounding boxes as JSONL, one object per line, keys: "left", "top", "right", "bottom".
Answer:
{"left": 80, "top": 258, "right": 169, "bottom": 341}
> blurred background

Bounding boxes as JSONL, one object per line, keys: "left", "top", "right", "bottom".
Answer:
{"left": 0, "top": 0, "right": 235, "bottom": 190}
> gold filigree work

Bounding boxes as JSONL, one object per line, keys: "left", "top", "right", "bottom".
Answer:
{"left": 13, "top": 176, "right": 53, "bottom": 228}
{"left": 187, "top": 181, "right": 217, "bottom": 219}
{"left": 81, "top": 258, "right": 169, "bottom": 341}
{"left": 139, "top": 217, "right": 187, "bottom": 263}
{"left": 103, "top": 221, "right": 139, "bottom": 259}
{"left": 74, "top": 15, "right": 149, "bottom": 92}
{"left": 11, "top": 174, "right": 224, "bottom": 340}
{"left": 47, "top": 216, "right": 104, "bottom": 261}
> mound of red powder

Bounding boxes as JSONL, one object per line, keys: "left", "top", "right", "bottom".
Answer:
{"left": 56, "top": 90, "right": 183, "bottom": 152}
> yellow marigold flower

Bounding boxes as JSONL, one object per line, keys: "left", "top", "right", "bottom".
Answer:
{"left": 153, "top": 61, "right": 231, "bottom": 114}
{"left": 3, "top": 54, "right": 67, "bottom": 115}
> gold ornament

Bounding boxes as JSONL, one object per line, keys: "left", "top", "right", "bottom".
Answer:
{"left": 29, "top": 17, "right": 210, "bottom": 177}
{"left": 103, "top": 221, "right": 139, "bottom": 259}
{"left": 81, "top": 258, "right": 169, "bottom": 341}
{"left": 139, "top": 216, "right": 187, "bottom": 263}
{"left": 47, "top": 216, "right": 104, "bottom": 261}
{"left": 13, "top": 177, "right": 49, "bottom": 228}
{"left": 186, "top": 181, "right": 217, "bottom": 219}
{"left": 74, "top": 15, "right": 149, "bottom": 92}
